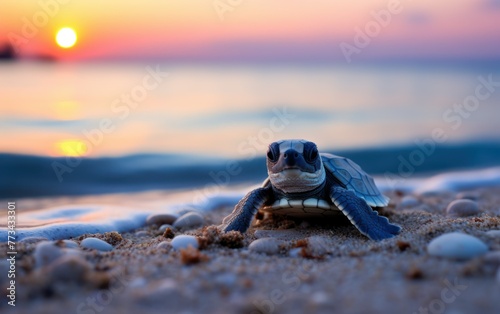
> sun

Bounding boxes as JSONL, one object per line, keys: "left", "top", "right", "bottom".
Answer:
{"left": 56, "top": 27, "right": 77, "bottom": 49}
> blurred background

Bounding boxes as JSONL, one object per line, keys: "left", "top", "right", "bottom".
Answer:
{"left": 1, "top": 0, "right": 500, "bottom": 198}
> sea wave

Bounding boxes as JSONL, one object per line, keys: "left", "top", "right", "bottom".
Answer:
{"left": 1, "top": 141, "right": 500, "bottom": 198}
{"left": 2, "top": 164, "right": 500, "bottom": 241}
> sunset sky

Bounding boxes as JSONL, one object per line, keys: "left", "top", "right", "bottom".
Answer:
{"left": 1, "top": 0, "right": 500, "bottom": 62}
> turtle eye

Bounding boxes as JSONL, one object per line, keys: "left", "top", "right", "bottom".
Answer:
{"left": 267, "top": 143, "right": 279, "bottom": 162}
{"left": 305, "top": 145, "right": 319, "bottom": 163}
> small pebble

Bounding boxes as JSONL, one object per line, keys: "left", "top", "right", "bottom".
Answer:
{"left": 173, "top": 212, "right": 204, "bottom": 229}
{"left": 177, "top": 208, "right": 196, "bottom": 216}
{"left": 146, "top": 213, "right": 177, "bottom": 226}
{"left": 399, "top": 196, "right": 420, "bottom": 208}
{"left": 446, "top": 199, "right": 479, "bottom": 218}
{"left": 171, "top": 235, "right": 199, "bottom": 250}
{"left": 135, "top": 231, "right": 150, "bottom": 237}
{"left": 159, "top": 224, "right": 173, "bottom": 232}
{"left": 156, "top": 241, "right": 172, "bottom": 251}
{"left": 46, "top": 255, "right": 92, "bottom": 282}
{"left": 486, "top": 230, "right": 500, "bottom": 237}
{"left": 427, "top": 232, "right": 488, "bottom": 260}
{"left": 34, "top": 241, "right": 64, "bottom": 268}
{"left": 81, "top": 237, "right": 113, "bottom": 252}
{"left": 249, "top": 238, "right": 282, "bottom": 255}
{"left": 61, "top": 240, "right": 79, "bottom": 249}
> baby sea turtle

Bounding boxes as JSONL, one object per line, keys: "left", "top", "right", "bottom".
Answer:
{"left": 220, "top": 139, "right": 401, "bottom": 240}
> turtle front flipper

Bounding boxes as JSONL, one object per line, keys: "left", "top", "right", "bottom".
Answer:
{"left": 220, "top": 186, "right": 273, "bottom": 233}
{"left": 330, "top": 187, "right": 401, "bottom": 240}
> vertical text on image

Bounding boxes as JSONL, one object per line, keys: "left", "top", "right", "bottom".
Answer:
{"left": 6, "top": 201, "right": 17, "bottom": 306}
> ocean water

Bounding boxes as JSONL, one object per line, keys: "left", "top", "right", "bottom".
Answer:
{"left": 1, "top": 62, "right": 500, "bottom": 158}
{"left": 2, "top": 166, "right": 500, "bottom": 241}
{"left": 1, "top": 61, "right": 500, "bottom": 197}
{"left": 1, "top": 61, "right": 500, "bottom": 239}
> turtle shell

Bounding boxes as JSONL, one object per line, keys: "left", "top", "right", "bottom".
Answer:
{"left": 321, "top": 153, "right": 389, "bottom": 207}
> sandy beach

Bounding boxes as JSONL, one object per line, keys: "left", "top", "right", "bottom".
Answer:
{"left": 2, "top": 186, "right": 499, "bottom": 314}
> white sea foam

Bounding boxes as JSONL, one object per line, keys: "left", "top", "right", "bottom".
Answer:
{"left": 2, "top": 206, "right": 149, "bottom": 241}
{"left": 413, "top": 167, "right": 500, "bottom": 194}
{"left": 376, "top": 166, "right": 500, "bottom": 194}
{"left": 0, "top": 193, "right": 244, "bottom": 241}
{"left": 1, "top": 167, "right": 499, "bottom": 241}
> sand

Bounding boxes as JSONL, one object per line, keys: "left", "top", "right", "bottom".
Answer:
{"left": 1, "top": 187, "right": 500, "bottom": 314}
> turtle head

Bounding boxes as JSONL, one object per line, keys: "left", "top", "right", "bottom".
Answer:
{"left": 266, "top": 139, "right": 325, "bottom": 193}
